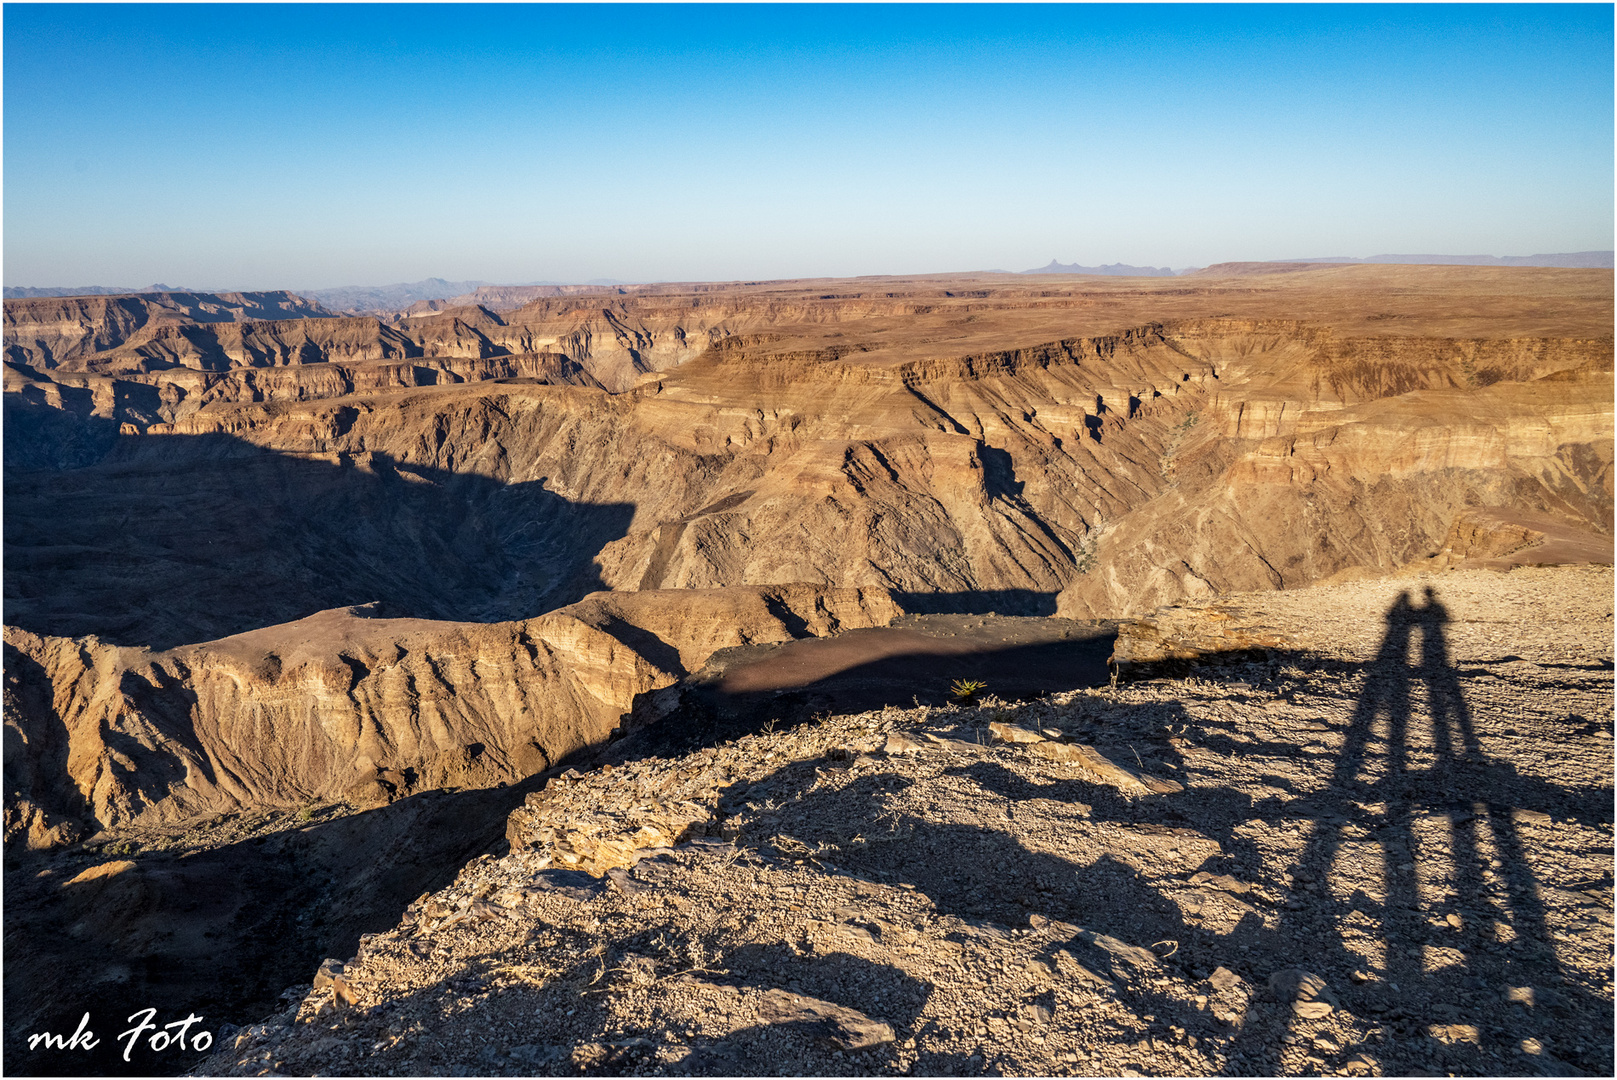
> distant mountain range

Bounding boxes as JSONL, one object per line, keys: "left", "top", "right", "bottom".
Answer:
{"left": 3, "top": 283, "right": 187, "bottom": 298}
{"left": 295, "top": 277, "right": 635, "bottom": 313}
{"left": 1019, "top": 260, "right": 1177, "bottom": 277}
{"left": 295, "top": 278, "right": 492, "bottom": 313}
{"left": 7, "top": 255, "right": 1607, "bottom": 306}
{"left": 3, "top": 277, "right": 632, "bottom": 311}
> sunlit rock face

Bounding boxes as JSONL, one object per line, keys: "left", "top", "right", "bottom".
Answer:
{"left": 3, "top": 266, "right": 1611, "bottom": 842}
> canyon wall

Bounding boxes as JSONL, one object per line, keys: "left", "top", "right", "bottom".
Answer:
{"left": 5, "top": 269, "right": 1611, "bottom": 847}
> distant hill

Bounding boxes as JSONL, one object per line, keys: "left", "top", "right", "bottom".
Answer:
{"left": 295, "top": 278, "right": 493, "bottom": 314}
{"left": 1286, "top": 252, "right": 1613, "bottom": 269}
{"left": 1015, "top": 251, "right": 1613, "bottom": 279}
{"left": 4, "top": 283, "right": 185, "bottom": 299}
{"left": 2, "top": 289, "right": 331, "bottom": 323}
{"left": 404, "top": 283, "right": 635, "bottom": 315}
{"left": 1184, "top": 262, "right": 1341, "bottom": 277}
{"left": 1019, "top": 260, "right": 1178, "bottom": 277}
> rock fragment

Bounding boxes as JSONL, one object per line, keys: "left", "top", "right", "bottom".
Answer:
{"left": 1028, "top": 740, "right": 1183, "bottom": 794}
{"left": 882, "top": 732, "right": 927, "bottom": 754}
{"left": 923, "top": 732, "right": 985, "bottom": 753}
{"left": 1428, "top": 1023, "right": 1481, "bottom": 1044}
{"left": 1268, "top": 968, "right": 1338, "bottom": 1018}
{"left": 757, "top": 988, "right": 895, "bottom": 1050}
{"left": 1341, "top": 1052, "right": 1378, "bottom": 1075}
{"left": 1189, "top": 870, "right": 1251, "bottom": 893}
{"left": 988, "top": 721, "right": 1048, "bottom": 745}
{"left": 311, "top": 958, "right": 344, "bottom": 991}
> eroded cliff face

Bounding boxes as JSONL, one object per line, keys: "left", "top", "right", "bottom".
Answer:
{"left": 3, "top": 272, "right": 1612, "bottom": 849}
{"left": 6, "top": 316, "right": 1611, "bottom": 647}
{"left": 1, "top": 291, "right": 332, "bottom": 369}
{"left": 5, "top": 291, "right": 733, "bottom": 397}
{"left": 2, "top": 585, "right": 900, "bottom": 845}
{"left": 1056, "top": 357, "right": 1614, "bottom": 617}
{"left": 3, "top": 271, "right": 1614, "bottom": 1080}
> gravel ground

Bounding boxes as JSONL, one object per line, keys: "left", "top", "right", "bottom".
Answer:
{"left": 203, "top": 566, "right": 1613, "bottom": 1077}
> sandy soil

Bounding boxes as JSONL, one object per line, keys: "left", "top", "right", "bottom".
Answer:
{"left": 203, "top": 566, "right": 1613, "bottom": 1078}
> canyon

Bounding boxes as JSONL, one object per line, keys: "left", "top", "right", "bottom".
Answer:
{"left": 3, "top": 264, "right": 1612, "bottom": 1076}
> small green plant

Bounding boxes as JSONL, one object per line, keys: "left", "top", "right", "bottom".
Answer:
{"left": 296, "top": 805, "right": 314, "bottom": 822}
{"left": 949, "top": 678, "right": 988, "bottom": 704}
{"left": 1074, "top": 537, "right": 1098, "bottom": 575}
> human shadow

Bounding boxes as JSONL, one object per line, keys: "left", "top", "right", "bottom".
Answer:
{"left": 703, "top": 585, "right": 1613, "bottom": 1076}
{"left": 3, "top": 429, "right": 635, "bottom": 649}
{"left": 1215, "top": 587, "right": 1613, "bottom": 1076}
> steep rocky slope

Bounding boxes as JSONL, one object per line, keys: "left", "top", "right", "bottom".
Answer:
{"left": 5, "top": 270, "right": 1610, "bottom": 842}
{"left": 2, "top": 290, "right": 332, "bottom": 368}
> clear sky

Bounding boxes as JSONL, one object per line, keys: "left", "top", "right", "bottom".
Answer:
{"left": 3, "top": 3, "right": 1612, "bottom": 289}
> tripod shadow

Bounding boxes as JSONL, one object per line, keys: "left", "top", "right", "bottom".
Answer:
{"left": 1232, "top": 586, "right": 1607, "bottom": 1075}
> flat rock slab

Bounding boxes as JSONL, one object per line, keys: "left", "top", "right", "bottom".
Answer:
{"left": 702, "top": 615, "right": 1114, "bottom": 711}
{"left": 1269, "top": 968, "right": 1339, "bottom": 1019}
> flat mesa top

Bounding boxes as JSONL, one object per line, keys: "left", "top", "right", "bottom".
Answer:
{"left": 557, "top": 264, "right": 1615, "bottom": 368}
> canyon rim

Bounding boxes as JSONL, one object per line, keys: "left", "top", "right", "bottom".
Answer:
{"left": 3, "top": 263, "right": 1613, "bottom": 1077}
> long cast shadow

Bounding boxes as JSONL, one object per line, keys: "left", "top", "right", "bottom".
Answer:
{"left": 4, "top": 427, "right": 634, "bottom": 649}
{"left": 700, "top": 584, "right": 1612, "bottom": 1076}
{"left": 619, "top": 620, "right": 1116, "bottom": 759}
{"left": 1222, "top": 586, "right": 1611, "bottom": 1075}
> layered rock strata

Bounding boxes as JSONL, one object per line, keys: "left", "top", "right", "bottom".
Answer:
{"left": 8, "top": 317, "right": 1609, "bottom": 650}
{"left": 3, "top": 585, "right": 899, "bottom": 847}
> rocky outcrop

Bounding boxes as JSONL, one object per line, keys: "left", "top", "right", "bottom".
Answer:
{"left": 2, "top": 585, "right": 898, "bottom": 847}
{"left": 1107, "top": 604, "right": 1299, "bottom": 680}
{"left": 1426, "top": 505, "right": 1615, "bottom": 570}
{"left": 1055, "top": 363, "right": 1613, "bottom": 618}
{"left": 191, "top": 567, "right": 1615, "bottom": 1080}
{"left": 2, "top": 291, "right": 332, "bottom": 368}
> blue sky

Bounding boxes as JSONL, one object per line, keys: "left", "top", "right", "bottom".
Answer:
{"left": 3, "top": 3, "right": 1612, "bottom": 289}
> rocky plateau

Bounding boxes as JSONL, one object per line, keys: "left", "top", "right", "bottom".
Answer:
{"left": 2, "top": 264, "right": 1612, "bottom": 1076}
